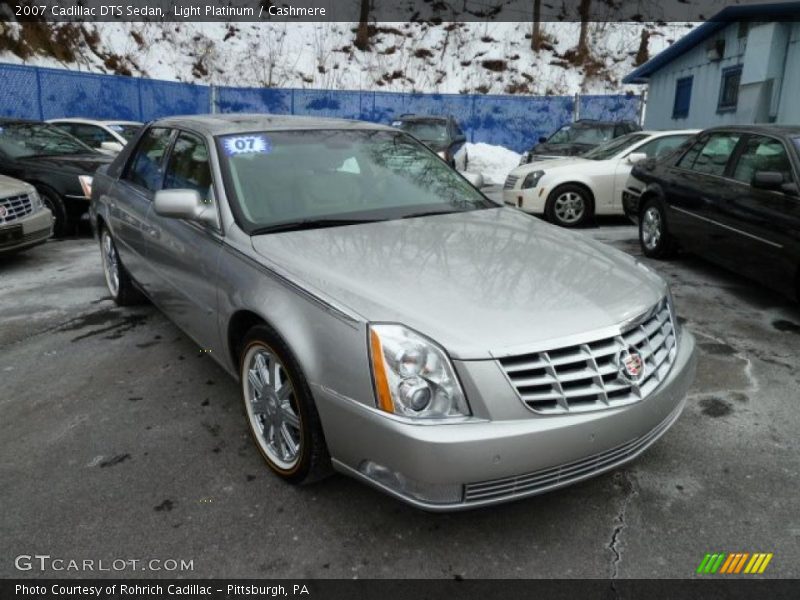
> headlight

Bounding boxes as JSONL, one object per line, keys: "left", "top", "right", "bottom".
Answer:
{"left": 29, "top": 188, "right": 43, "bottom": 210}
{"left": 78, "top": 175, "right": 93, "bottom": 198}
{"left": 665, "top": 286, "right": 682, "bottom": 343}
{"left": 369, "top": 324, "right": 469, "bottom": 419}
{"left": 521, "top": 170, "right": 545, "bottom": 189}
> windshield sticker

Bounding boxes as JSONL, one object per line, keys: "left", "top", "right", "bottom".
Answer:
{"left": 108, "top": 124, "right": 124, "bottom": 132}
{"left": 222, "top": 135, "right": 272, "bottom": 156}
{"left": 391, "top": 121, "right": 402, "bottom": 127}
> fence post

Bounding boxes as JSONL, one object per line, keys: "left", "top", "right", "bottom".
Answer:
{"left": 573, "top": 93, "right": 580, "bottom": 121}
{"left": 470, "top": 94, "right": 476, "bottom": 143}
{"left": 638, "top": 90, "right": 646, "bottom": 126}
{"left": 209, "top": 84, "right": 216, "bottom": 114}
{"left": 290, "top": 88, "right": 295, "bottom": 115}
{"left": 34, "top": 67, "right": 44, "bottom": 120}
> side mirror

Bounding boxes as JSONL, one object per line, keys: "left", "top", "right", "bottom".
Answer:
{"left": 751, "top": 170, "right": 784, "bottom": 191}
{"left": 627, "top": 152, "right": 647, "bottom": 165}
{"left": 100, "top": 141, "right": 124, "bottom": 154}
{"left": 154, "top": 189, "right": 217, "bottom": 226}
{"left": 462, "top": 172, "right": 484, "bottom": 188}
{"left": 538, "top": 136, "right": 548, "bottom": 144}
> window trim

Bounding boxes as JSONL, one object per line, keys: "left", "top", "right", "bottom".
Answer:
{"left": 672, "top": 76, "right": 693, "bottom": 119}
{"left": 717, "top": 65, "right": 743, "bottom": 114}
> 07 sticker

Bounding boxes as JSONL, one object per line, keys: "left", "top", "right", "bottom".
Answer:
{"left": 222, "top": 135, "right": 272, "bottom": 156}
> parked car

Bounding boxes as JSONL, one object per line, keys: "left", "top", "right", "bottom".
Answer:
{"left": 504, "top": 130, "right": 698, "bottom": 227}
{"left": 624, "top": 125, "right": 800, "bottom": 301}
{"left": 392, "top": 114, "right": 468, "bottom": 170}
{"left": 48, "top": 118, "right": 143, "bottom": 156}
{"left": 0, "top": 119, "right": 112, "bottom": 236}
{"left": 0, "top": 174, "right": 53, "bottom": 254}
{"left": 520, "top": 119, "right": 642, "bottom": 165}
{"left": 90, "top": 114, "right": 696, "bottom": 511}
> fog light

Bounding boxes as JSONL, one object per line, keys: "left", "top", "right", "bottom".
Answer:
{"left": 358, "top": 460, "right": 463, "bottom": 504}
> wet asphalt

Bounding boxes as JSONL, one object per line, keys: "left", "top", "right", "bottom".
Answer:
{"left": 1, "top": 216, "right": 799, "bottom": 579}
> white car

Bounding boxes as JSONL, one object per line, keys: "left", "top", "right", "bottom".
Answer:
{"left": 502, "top": 130, "right": 699, "bottom": 227}
{"left": 47, "top": 118, "right": 142, "bottom": 156}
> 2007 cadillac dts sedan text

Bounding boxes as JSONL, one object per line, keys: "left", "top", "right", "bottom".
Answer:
{"left": 90, "top": 114, "right": 697, "bottom": 511}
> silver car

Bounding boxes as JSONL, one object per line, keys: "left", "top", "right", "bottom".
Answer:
{"left": 0, "top": 174, "right": 53, "bottom": 254}
{"left": 90, "top": 115, "right": 697, "bottom": 511}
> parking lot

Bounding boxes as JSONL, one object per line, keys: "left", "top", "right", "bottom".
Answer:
{"left": 1, "top": 215, "right": 799, "bottom": 579}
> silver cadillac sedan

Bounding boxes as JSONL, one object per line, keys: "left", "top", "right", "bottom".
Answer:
{"left": 90, "top": 114, "right": 696, "bottom": 511}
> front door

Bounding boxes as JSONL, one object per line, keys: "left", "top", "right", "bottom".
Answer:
{"left": 144, "top": 130, "right": 223, "bottom": 352}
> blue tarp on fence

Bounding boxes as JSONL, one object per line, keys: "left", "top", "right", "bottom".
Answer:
{"left": 0, "top": 63, "right": 642, "bottom": 153}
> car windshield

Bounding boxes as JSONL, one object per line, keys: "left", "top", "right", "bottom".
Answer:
{"left": 108, "top": 123, "right": 142, "bottom": 141}
{"left": 547, "top": 123, "right": 615, "bottom": 145}
{"left": 0, "top": 122, "right": 95, "bottom": 158}
{"left": 218, "top": 129, "right": 493, "bottom": 233}
{"left": 583, "top": 133, "right": 651, "bottom": 160}
{"left": 398, "top": 121, "right": 448, "bottom": 142}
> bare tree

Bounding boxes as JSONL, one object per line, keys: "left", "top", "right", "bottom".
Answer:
{"left": 531, "top": 0, "right": 542, "bottom": 52}
{"left": 354, "top": 0, "right": 370, "bottom": 51}
{"left": 577, "top": 0, "right": 591, "bottom": 60}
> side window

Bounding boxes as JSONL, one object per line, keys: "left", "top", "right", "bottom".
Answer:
{"left": 163, "top": 131, "right": 213, "bottom": 203}
{"left": 676, "top": 138, "right": 704, "bottom": 169}
{"left": 124, "top": 128, "right": 172, "bottom": 193}
{"left": 732, "top": 136, "right": 794, "bottom": 185}
{"left": 686, "top": 133, "right": 740, "bottom": 176}
{"left": 637, "top": 135, "right": 689, "bottom": 159}
{"left": 69, "top": 124, "right": 115, "bottom": 149}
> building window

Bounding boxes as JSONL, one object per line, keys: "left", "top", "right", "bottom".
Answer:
{"left": 672, "top": 76, "right": 693, "bottom": 119}
{"left": 717, "top": 66, "right": 743, "bottom": 113}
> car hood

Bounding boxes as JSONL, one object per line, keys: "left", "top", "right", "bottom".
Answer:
{"left": 531, "top": 142, "right": 596, "bottom": 157}
{"left": 513, "top": 156, "right": 593, "bottom": 175}
{"left": 0, "top": 174, "right": 33, "bottom": 195}
{"left": 17, "top": 154, "right": 112, "bottom": 175}
{"left": 250, "top": 208, "right": 666, "bottom": 359}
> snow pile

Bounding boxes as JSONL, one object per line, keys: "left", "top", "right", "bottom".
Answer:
{"left": 465, "top": 142, "right": 521, "bottom": 186}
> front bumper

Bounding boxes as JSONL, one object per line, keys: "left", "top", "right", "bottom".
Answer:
{"left": 0, "top": 208, "right": 53, "bottom": 254}
{"left": 502, "top": 188, "right": 547, "bottom": 214}
{"left": 318, "top": 331, "right": 696, "bottom": 511}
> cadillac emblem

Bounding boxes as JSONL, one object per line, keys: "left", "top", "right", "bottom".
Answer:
{"left": 617, "top": 347, "right": 646, "bottom": 384}
{"left": 0, "top": 205, "right": 7, "bottom": 219}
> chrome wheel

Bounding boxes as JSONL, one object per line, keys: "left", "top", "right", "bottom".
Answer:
{"left": 553, "top": 191, "right": 585, "bottom": 224}
{"left": 641, "top": 206, "right": 662, "bottom": 251}
{"left": 101, "top": 230, "right": 120, "bottom": 298}
{"left": 243, "top": 344, "right": 302, "bottom": 471}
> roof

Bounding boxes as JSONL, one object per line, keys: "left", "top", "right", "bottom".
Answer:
{"left": 701, "top": 124, "right": 800, "bottom": 136}
{"left": 397, "top": 114, "right": 449, "bottom": 122}
{"left": 155, "top": 113, "right": 394, "bottom": 136}
{"left": 47, "top": 118, "right": 143, "bottom": 125}
{"left": 623, "top": 2, "right": 800, "bottom": 84}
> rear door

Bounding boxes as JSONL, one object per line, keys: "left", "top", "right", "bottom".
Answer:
{"left": 661, "top": 132, "right": 742, "bottom": 254}
{"left": 109, "top": 126, "right": 173, "bottom": 288}
{"left": 144, "top": 129, "right": 223, "bottom": 351}
{"left": 719, "top": 134, "right": 800, "bottom": 289}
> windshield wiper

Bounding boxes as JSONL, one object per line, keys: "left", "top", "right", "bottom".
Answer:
{"left": 250, "top": 218, "right": 378, "bottom": 235}
{"left": 401, "top": 209, "right": 465, "bottom": 219}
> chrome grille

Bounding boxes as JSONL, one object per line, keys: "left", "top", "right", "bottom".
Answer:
{"left": 498, "top": 299, "right": 677, "bottom": 414}
{"left": 464, "top": 401, "right": 683, "bottom": 503}
{"left": 503, "top": 174, "right": 519, "bottom": 190}
{"left": 0, "top": 194, "right": 33, "bottom": 224}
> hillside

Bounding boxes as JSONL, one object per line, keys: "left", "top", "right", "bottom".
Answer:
{"left": 0, "top": 19, "right": 695, "bottom": 95}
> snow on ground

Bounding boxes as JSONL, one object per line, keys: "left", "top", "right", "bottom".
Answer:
{"left": 465, "top": 142, "right": 521, "bottom": 185}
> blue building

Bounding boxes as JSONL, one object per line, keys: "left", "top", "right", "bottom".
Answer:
{"left": 624, "top": 2, "right": 800, "bottom": 129}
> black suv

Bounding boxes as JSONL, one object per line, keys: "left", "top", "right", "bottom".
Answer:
{"left": 521, "top": 119, "right": 641, "bottom": 164}
{"left": 393, "top": 114, "right": 468, "bottom": 170}
{"left": 626, "top": 125, "right": 800, "bottom": 300}
{"left": 0, "top": 119, "right": 112, "bottom": 235}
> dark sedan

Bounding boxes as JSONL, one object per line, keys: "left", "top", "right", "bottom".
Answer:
{"left": 0, "top": 119, "right": 112, "bottom": 235}
{"left": 520, "top": 119, "right": 641, "bottom": 164}
{"left": 624, "top": 125, "right": 800, "bottom": 300}
{"left": 393, "top": 114, "right": 468, "bottom": 170}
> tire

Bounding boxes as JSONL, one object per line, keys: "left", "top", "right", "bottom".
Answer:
{"left": 639, "top": 198, "right": 677, "bottom": 259}
{"left": 240, "top": 324, "right": 331, "bottom": 485}
{"left": 99, "top": 227, "right": 145, "bottom": 305}
{"left": 545, "top": 184, "right": 592, "bottom": 228}
{"left": 38, "top": 188, "right": 69, "bottom": 237}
